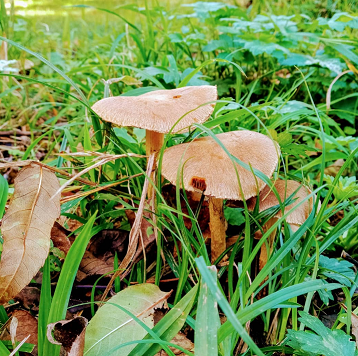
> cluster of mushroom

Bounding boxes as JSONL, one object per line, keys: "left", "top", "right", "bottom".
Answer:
{"left": 92, "top": 85, "right": 315, "bottom": 265}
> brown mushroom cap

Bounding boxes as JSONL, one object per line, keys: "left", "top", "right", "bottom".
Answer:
{"left": 91, "top": 86, "right": 217, "bottom": 133}
{"left": 247, "top": 179, "right": 314, "bottom": 225}
{"left": 161, "top": 130, "right": 280, "bottom": 200}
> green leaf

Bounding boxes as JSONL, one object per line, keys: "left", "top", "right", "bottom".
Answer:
{"left": 196, "top": 257, "right": 265, "bottom": 356}
{"left": 195, "top": 266, "right": 220, "bottom": 356}
{"left": 128, "top": 284, "right": 198, "bottom": 356}
{"left": 324, "top": 175, "right": 358, "bottom": 200}
{"left": 0, "top": 341, "right": 9, "bottom": 356}
{"left": 0, "top": 175, "right": 8, "bottom": 220}
{"left": 286, "top": 311, "right": 356, "bottom": 356}
{"left": 224, "top": 207, "right": 245, "bottom": 226}
{"left": 85, "top": 284, "right": 170, "bottom": 356}
{"left": 319, "top": 256, "right": 355, "bottom": 286}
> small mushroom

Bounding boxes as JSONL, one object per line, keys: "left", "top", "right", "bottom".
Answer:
{"left": 247, "top": 179, "right": 315, "bottom": 270}
{"left": 161, "top": 130, "right": 280, "bottom": 263}
{"left": 92, "top": 85, "right": 217, "bottom": 157}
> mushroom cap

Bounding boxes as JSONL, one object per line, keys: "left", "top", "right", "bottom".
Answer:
{"left": 247, "top": 179, "right": 315, "bottom": 225}
{"left": 161, "top": 130, "right": 280, "bottom": 200}
{"left": 91, "top": 86, "right": 217, "bottom": 134}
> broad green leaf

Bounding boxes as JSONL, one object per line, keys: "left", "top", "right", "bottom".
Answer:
{"left": 224, "top": 207, "right": 245, "bottom": 226}
{"left": 128, "top": 284, "right": 198, "bottom": 356}
{"left": 319, "top": 256, "right": 355, "bottom": 286}
{"left": 85, "top": 284, "right": 170, "bottom": 356}
{"left": 286, "top": 311, "right": 356, "bottom": 356}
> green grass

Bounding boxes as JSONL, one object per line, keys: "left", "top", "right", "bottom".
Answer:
{"left": 0, "top": 0, "right": 358, "bottom": 355}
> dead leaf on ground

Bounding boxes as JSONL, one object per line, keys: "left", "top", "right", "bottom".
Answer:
{"left": 51, "top": 222, "right": 71, "bottom": 255}
{"left": 77, "top": 251, "right": 114, "bottom": 282}
{"left": 14, "top": 287, "right": 41, "bottom": 311}
{"left": 1, "top": 310, "right": 38, "bottom": 355}
{"left": 0, "top": 164, "right": 61, "bottom": 304}
{"left": 47, "top": 316, "right": 88, "bottom": 356}
{"left": 154, "top": 332, "right": 194, "bottom": 356}
{"left": 76, "top": 229, "right": 128, "bottom": 282}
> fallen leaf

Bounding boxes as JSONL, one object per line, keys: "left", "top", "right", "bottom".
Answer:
{"left": 47, "top": 316, "right": 88, "bottom": 356}
{"left": 1, "top": 310, "right": 38, "bottom": 355}
{"left": 51, "top": 222, "right": 71, "bottom": 255}
{"left": 85, "top": 283, "right": 171, "bottom": 356}
{"left": 14, "top": 287, "right": 41, "bottom": 311}
{"left": 11, "top": 310, "right": 38, "bottom": 346}
{"left": 77, "top": 251, "right": 114, "bottom": 282}
{"left": 0, "top": 164, "right": 61, "bottom": 304}
{"left": 154, "top": 332, "right": 194, "bottom": 356}
{"left": 76, "top": 229, "right": 128, "bottom": 282}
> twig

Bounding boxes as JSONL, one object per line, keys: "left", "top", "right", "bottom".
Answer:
{"left": 100, "top": 153, "right": 155, "bottom": 302}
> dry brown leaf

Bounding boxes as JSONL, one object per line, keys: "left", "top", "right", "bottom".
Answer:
{"left": 0, "top": 164, "right": 60, "bottom": 304}
{"left": 11, "top": 310, "right": 38, "bottom": 346}
{"left": 14, "top": 286, "right": 41, "bottom": 311}
{"left": 51, "top": 222, "right": 71, "bottom": 255}
{"left": 1, "top": 310, "right": 38, "bottom": 355}
{"left": 76, "top": 229, "right": 128, "bottom": 282}
{"left": 154, "top": 332, "right": 194, "bottom": 356}
{"left": 47, "top": 316, "right": 88, "bottom": 356}
{"left": 77, "top": 251, "right": 114, "bottom": 282}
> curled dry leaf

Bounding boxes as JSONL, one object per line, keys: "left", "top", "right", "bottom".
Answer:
{"left": 47, "top": 316, "right": 88, "bottom": 356}
{"left": 0, "top": 164, "right": 60, "bottom": 304}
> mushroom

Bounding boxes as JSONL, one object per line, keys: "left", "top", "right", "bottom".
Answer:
{"left": 92, "top": 86, "right": 217, "bottom": 197}
{"left": 92, "top": 86, "right": 217, "bottom": 157}
{"left": 161, "top": 130, "right": 280, "bottom": 263}
{"left": 247, "top": 179, "right": 315, "bottom": 271}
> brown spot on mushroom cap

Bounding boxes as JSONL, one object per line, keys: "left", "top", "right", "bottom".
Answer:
{"left": 161, "top": 130, "right": 280, "bottom": 200}
{"left": 92, "top": 86, "right": 217, "bottom": 134}
{"left": 247, "top": 179, "right": 315, "bottom": 225}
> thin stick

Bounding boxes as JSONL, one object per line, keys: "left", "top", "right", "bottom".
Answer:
{"left": 100, "top": 153, "right": 155, "bottom": 302}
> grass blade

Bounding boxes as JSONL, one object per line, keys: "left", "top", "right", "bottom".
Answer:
{"left": 196, "top": 257, "right": 265, "bottom": 356}
{"left": 42, "top": 212, "right": 97, "bottom": 356}
{"left": 195, "top": 266, "right": 220, "bottom": 356}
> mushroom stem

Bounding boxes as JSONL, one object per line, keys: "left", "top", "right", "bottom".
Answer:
{"left": 209, "top": 197, "right": 226, "bottom": 263}
{"left": 146, "top": 130, "right": 164, "bottom": 199}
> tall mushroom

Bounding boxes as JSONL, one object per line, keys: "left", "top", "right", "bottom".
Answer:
{"left": 161, "top": 130, "right": 280, "bottom": 263}
{"left": 92, "top": 86, "right": 217, "bottom": 157}
{"left": 92, "top": 86, "right": 217, "bottom": 197}
{"left": 247, "top": 179, "right": 315, "bottom": 271}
